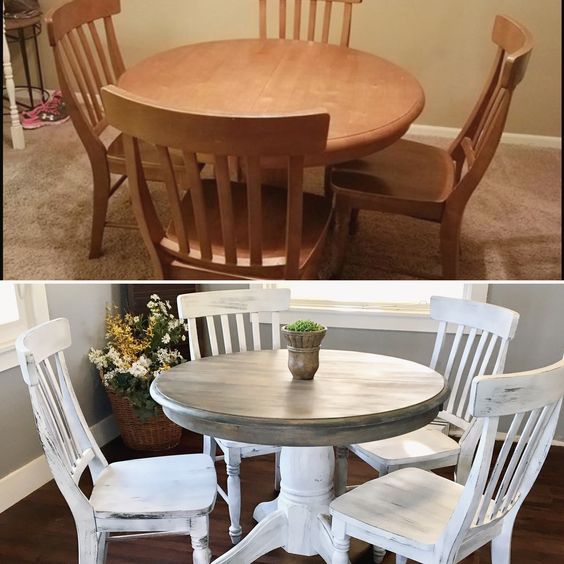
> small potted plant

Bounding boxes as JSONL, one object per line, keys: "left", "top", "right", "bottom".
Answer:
{"left": 281, "top": 320, "right": 327, "bottom": 380}
{"left": 89, "top": 294, "right": 187, "bottom": 451}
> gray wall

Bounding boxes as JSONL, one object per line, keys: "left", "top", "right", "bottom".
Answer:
{"left": 0, "top": 284, "right": 118, "bottom": 479}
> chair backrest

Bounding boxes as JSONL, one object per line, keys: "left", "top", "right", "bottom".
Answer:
{"left": 101, "top": 85, "right": 330, "bottom": 279}
{"left": 177, "top": 288, "right": 291, "bottom": 359}
{"left": 16, "top": 318, "right": 108, "bottom": 520}
{"left": 258, "top": 0, "right": 362, "bottom": 46}
{"left": 45, "top": 0, "right": 125, "bottom": 150}
{"left": 429, "top": 296, "right": 519, "bottom": 429}
{"left": 447, "top": 15, "right": 534, "bottom": 207}
{"left": 437, "top": 358, "right": 564, "bottom": 562}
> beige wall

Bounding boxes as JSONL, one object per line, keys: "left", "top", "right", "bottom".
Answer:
{"left": 31, "top": 0, "right": 561, "bottom": 137}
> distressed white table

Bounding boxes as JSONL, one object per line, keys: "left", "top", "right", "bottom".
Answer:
{"left": 151, "top": 349, "right": 448, "bottom": 562}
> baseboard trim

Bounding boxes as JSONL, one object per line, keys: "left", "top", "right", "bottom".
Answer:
{"left": 409, "top": 124, "right": 562, "bottom": 149}
{"left": 0, "top": 414, "right": 119, "bottom": 514}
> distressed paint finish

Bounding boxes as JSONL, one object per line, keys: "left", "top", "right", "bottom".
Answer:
{"left": 16, "top": 318, "right": 217, "bottom": 564}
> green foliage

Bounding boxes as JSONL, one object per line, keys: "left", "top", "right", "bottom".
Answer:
{"left": 285, "top": 319, "right": 325, "bottom": 332}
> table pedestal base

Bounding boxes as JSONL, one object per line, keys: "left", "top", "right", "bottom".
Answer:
{"left": 214, "top": 446, "right": 337, "bottom": 563}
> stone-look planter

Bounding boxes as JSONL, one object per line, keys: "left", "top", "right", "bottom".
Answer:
{"left": 281, "top": 325, "right": 327, "bottom": 380}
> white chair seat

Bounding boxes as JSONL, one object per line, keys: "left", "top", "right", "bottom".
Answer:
{"left": 90, "top": 454, "right": 217, "bottom": 518}
{"left": 352, "top": 425, "right": 460, "bottom": 467}
{"left": 331, "top": 467, "right": 463, "bottom": 551}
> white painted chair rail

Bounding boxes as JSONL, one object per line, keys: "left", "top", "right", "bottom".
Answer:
{"left": 330, "top": 357, "right": 564, "bottom": 564}
{"left": 16, "top": 318, "right": 217, "bottom": 564}
{"left": 177, "top": 288, "right": 291, "bottom": 544}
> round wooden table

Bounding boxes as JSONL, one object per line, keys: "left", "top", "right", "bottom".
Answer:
{"left": 118, "top": 39, "right": 425, "bottom": 166}
{"left": 151, "top": 349, "right": 447, "bottom": 563}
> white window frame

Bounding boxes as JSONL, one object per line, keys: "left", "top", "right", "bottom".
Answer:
{"left": 0, "top": 284, "right": 50, "bottom": 372}
{"left": 261, "top": 283, "right": 488, "bottom": 332}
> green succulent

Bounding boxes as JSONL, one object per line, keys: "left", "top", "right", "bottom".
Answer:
{"left": 285, "top": 320, "right": 325, "bottom": 332}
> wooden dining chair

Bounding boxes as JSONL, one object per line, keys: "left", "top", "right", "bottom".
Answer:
{"left": 330, "top": 357, "right": 564, "bottom": 564}
{"left": 100, "top": 85, "right": 332, "bottom": 280}
{"left": 328, "top": 15, "right": 534, "bottom": 279}
{"left": 258, "top": 0, "right": 363, "bottom": 47}
{"left": 335, "top": 296, "right": 519, "bottom": 562}
{"left": 46, "top": 0, "right": 186, "bottom": 259}
{"left": 16, "top": 318, "right": 217, "bottom": 564}
{"left": 177, "top": 288, "right": 291, "bottom": 544}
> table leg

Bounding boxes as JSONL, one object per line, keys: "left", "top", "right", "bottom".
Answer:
{"left": 215, "top": 446, "right": 337, "bottom": 562}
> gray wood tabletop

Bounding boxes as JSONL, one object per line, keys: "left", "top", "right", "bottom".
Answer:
{"left": 151, "top": 349, "right": 449, "bottom": 447}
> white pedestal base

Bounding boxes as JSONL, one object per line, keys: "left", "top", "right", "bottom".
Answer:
{"left": 214, "top": 446, "right": 337, "bottom": 563}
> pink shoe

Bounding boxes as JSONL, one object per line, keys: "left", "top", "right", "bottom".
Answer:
{"left": 21, "top": 91, "right": 70, "bottom": 129}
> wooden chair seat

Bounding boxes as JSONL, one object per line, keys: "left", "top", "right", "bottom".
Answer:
{"left": 165, "top": 179, "right": 332, "bottom": 270}
{"left": 351, "top": 424, "right": 460, "bottom": 469}
{"left": 90, "top": 453, "right": 217, "bottom": 518}
{"left": 332, "top": 467, "right": 464, "bottom": 550}
{"left": 332, "top": 140, "right": 455, "bottom": 221}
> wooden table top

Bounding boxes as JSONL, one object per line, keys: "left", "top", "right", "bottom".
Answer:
{"left": 118, "top": 39, "right": 425, "bottom": 166}
{"left": 151, "top": 349, "right": 448, "bottom": 447}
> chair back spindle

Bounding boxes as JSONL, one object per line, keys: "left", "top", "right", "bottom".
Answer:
{"left": 177, "top": 289, "right": 291, "bottom": 360}
{"left": 429, "top": 296, "right": 519, "bottom": 430}
{"left": 259, "top": 0, "right": 362, "bottom": 46}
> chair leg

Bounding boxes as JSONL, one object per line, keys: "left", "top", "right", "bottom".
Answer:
{"left": 225, "top": 449, "right": 243, "bottom": 544}
{"left": 203, "top": 435, "right": 217, "bottom": 458}
{"left": 96, "top": 532, "right": 108, "bottom": 564}
{"left": 324, "top": 167, "right": 333, "bottom": 200}
{"left": 331, "top": 519, "right": 351, "bottom": 564}
{"left": 89, "top": 168, "right": 112, "bottom": 259}
{"left": 439, "top": 216, "right": 462, "bottom": 280}
{"left": 373, "top": 545, "right": 386, "bottom": 563}
{"left": 76, "top": 525, "right": 99, "bottom": 564}
{"left": 190, "top": 515, "right": 212, "bottom": 564}
{"left": 329, "top": 201, "right": 352, "bottom": 278}
{"left": 395, "top": 555, "right": 407, "bottom": 564}
{"left": 334, "top": 446, "right": 349, "bottom": 497}
{"left": 349, "top": 209, "right": 360, "bottom": 235}
{"left": 274, "top": 450, "right": 281, "bottom": 492}
{"left": 491, "top": 517, "right": 516, "bottom": 564}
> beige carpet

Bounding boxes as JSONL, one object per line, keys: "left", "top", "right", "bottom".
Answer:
{"left": 3, "top": 120, "right": 561, "bottom": 280}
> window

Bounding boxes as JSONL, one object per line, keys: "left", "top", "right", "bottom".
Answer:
{"left": 0, "top": 284, "right": 50, "bottom": 371}
{"left": 264, "top": 282, "right": 488, "bottom": 332}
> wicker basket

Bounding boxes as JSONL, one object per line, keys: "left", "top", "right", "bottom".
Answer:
{"left": 105, "top": 387, "right": 182, "bottom": 451}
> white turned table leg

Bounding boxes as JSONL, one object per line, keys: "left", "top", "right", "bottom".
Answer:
{"left": 3, "top": 8, "right": 25, "bottom": 150}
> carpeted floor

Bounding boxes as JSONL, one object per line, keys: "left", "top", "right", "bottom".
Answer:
{"left": 3, "top": 120, "right": 561, "bottom": 280}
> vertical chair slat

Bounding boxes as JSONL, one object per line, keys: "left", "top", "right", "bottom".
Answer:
{"left": 250, "top": 312, "right": 261, "bottom": 351}
{"left": 475, "top": 89, "right": 508, "bottom": 156}
{"left": 220, "top": 315, "right": 233, "bottom": 354}
{"left": 103, "top": 16, "right": 125, "bottom": 78}
{"left": 184, "top": 151, "right": 213, "bottom": 261}
{"left": 76, "top": 25, "right": 103, "bottom": 92}
{"left": 446, "top": 327, "right": 477, "bottom": 414}
{"left": 259, "top": 0, "right": 267, "bottom": 38}
{"left": 308, "top": 0, "right": 318, "bottom": 40}
{"left": 443, "top": 324, "right": 464, "bottom": 386}
{"left": 157, "top": 146, "right": 190, "bottom": 255}
{"left": 285, "top": 156, "right": 305, "bottom": 279}
{"left": 340, "top": 1, "right": 353, "bottom": 46}
{"left": 321, "top": 1, "right": 332, "bottom": 43}
{"left": 429, "top": 320, "right": 447, "bottom": 370}
{"left": 492, "top": 337, "right": 509, "bottom": 375}
{"left": 188, "top": 318, "right": 201, "bottom": 359}
{"left": 215, "top": 155, "right": 237, "bottom": 265}
{"left": 206, "top": 316, "right": 219, "bottom": 356}
{"left": 236, "top": 313, "right": 247, "bottom": 352}
{"left": 279, "top": 0, "right": 287, "bottom": 38}
{"left": 293, "top": 0, "right": 302, "bottom": 39}
{"left": 87, "top": 21, "right": 114, "bottom": 84}
{"left": 245, "top": 156, "right": 263, "bottom": 267}
{"left": 271, "top": 312, "right": 281, "bottom": 349}
{"left": 472, "top": 84, "right": 502, "bottom": 149}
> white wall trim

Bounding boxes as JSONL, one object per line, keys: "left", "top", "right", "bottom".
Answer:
{"left": 409, "top": 124, "right": 562, "bottom": 150}
{"left": 0, "top": 414, "right": 119, "bottom": 514}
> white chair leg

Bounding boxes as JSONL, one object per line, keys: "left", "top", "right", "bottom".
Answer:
{"left": 96, "top": 532, "right": 108, "bottom": 564}
{"left": 225, "top": 449, "right": 243, "bottom": 544}
{"left": 396, "top": 555, "right": 407, "bottom": 564}
{"left": 334, "top": 446, "right": 349, "bottom": 497}
{"left": 491, "top": 517, "right": 516, "bottom": 564}
{"left": 331, "top": 518, "right": 351, "bottom": 564}
{"left": 203, "top": 435, "right": 217, "bottom": 458}
{"left": 76, "top": 525, "right": 99, "bottom": 564}
{"left": 373, "top": 545, "right": 386, "bottom": 563}
{"left": 274, "top": 450, "right": 281, "bottom": 491}
{"left": 190, "top": 515, "right": 212, "bottom": 564}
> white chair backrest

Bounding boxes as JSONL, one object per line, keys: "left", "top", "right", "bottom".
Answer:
{"left": 16, "top": 318, "right": 108, "bottom": 515}
{"left": 177, "top": 288, "right": 291, "bottom": 359}
{"left": 438, "top": 358, "right": 564, "bottom": 562}
{"left": 429, "top": 296, "right": 519, "bottom": 428}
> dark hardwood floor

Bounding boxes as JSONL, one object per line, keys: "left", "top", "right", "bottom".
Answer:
{"left": 1, "top": 431, "right": 563, "bottom": 563}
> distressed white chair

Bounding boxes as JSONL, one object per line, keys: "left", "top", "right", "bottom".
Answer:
{"left": 177, "top": 287, "right": 291, "bottom": 544}
{"left": 330, "top": 356, "right": 564, "bottom": 564}
{"left": 335, "top": 296, "right": 520, "bottom": 507}
{"left": 16, "top": 318, "right": 217, "bottom": 564}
